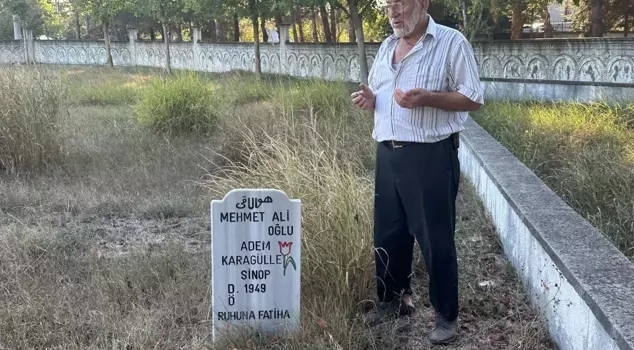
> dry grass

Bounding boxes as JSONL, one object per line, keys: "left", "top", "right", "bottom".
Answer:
{"left": 0, "top": 66, "right": 554, "bottom": 349}
{"left": 472, "top": 101, "right": 634, "bottom": 259}
{"left": 0, "top": 67, "right": 65, "bottom": 173}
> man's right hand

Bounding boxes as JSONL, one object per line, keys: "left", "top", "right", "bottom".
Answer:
{"left": 351, "top": 84, "right": 375, "bottom": 111}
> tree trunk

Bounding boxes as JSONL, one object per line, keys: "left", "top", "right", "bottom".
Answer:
{"left": 297, "top": 10, "right": 305, "bottom": 42}
{"left": 490, "top": 0, "right": 498, "bottom": 24}
{"left": 625, "top": 2, "right": 630, "bottom": 37}
{"left": 233, "top": 14, "right": 240, "bottom": 41}
{"left": 74, "top": 11, "right": 81, "bottom": 39}
{"left": 275, "top": 12, "right": 283, "bottom": 33}
{"left": 103, "top": 22, "right": 113, "bottom": 67}
{"left": 85, "top": 16, "right": 91, "bottom": 38}
{"left": 175, "top": 25, "right": 183, "bottom": 41}
{"left": 208, "top": 20, "right": 217, "bottom": 42}
{"left": 468, "top": 7, "right": 484, "bottom": 41}
{"left": 292, "top": 17, "right": 299, "bottom": 42}
{"left": 252, "top": 17, "right": 262, "bottom": 79}
{"left": 150, "top": 28, "right": 156, "bottom": 41}
{"left": 348, "top": 17, "right": 356, "bottom": 42}
{"left": 349, "top": 0, "right": 368, "bottom": 84}
{"left": 162, "top": 23, "right": 172, "bottom": 74}
{"left": 22, "top": 27, "right": 29, "bottom": 65}
{"left": 216, "top": 20, "right": 224, "bottom": 42}
{"left": 590, "top": 0, "right": 603, "bottom": 37}
{"left": 311, "top": 8, "right": 319, "bottom": 42}
{"left": 460, "top": 0, "right": 468, "bottom": 30}
{"left": 331, "top": 7, "right": 337, "bottom": 43}
{"left": 511, "top": 0, "right": 524, "bottom": 39}
{"left": 319, "top": 5, "right": 332, "bottom": 43}
{"left": 542, "top": 0, "right": 553, "bottom": 37}
{"left": 261, "top": 16, "right": 268, "bottom": 42}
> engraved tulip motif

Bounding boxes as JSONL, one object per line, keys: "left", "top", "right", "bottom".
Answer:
{"left": 278, "top": 241, "right": 297, "bottom": 276}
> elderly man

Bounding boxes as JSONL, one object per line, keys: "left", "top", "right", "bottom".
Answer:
{"left": 351, "top": 0, "right": 483, "bottom": 345}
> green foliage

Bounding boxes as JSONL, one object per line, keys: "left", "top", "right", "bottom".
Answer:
{"left": 0, "top": 8, "right": 14, "bottom": 40}
{"left": 134, "top": 72, "right": 222, "bottom": 135}
{"left": 74, "top": 0, "right": 128, "bottom": 23}
{"left": 1, "top": 0, "right": 54, "bottom": 35}
{"left": 473, "top": 101, "right": 634, "bottom": 258}
{"left": 0, "top": 67, "right": 65, "bottom": 173}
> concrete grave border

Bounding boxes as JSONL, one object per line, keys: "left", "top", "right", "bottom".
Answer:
{"left": 458, "top": 117, "right": 634, "bottom": 350}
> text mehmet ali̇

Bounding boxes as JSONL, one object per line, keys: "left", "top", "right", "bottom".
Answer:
{"left": 217, "top": 309, "right": 291, "bottom": 321}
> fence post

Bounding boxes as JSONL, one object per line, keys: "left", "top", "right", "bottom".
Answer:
{"left": 128, "top": 28, "right": 138, "bottom": 66}
{"left": 192, "top": 26, "right": 201, "bottom": 71}
{"left": 26, "top": 28, "right": 34, "bottom": 64}
{"left": 13, "top": 15, "right": 22, "bottom": 40}
{"left": 278, "top": 24, "right": 290, "bottom": 75}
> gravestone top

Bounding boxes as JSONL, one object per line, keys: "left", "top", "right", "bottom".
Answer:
{"left": 210, "top": 189, "right": 301, "bottom": 342}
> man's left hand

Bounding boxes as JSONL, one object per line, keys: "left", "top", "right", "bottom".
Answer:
{"left": 394, "top": 88, "right": 429, "bottom": 109}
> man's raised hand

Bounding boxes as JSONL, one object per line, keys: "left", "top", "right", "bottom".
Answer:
{"left": 351, "top": 84, "right": 375, "bottom": 111}
{"left": 394, "top": 88, "right": 428, "bottom": 109}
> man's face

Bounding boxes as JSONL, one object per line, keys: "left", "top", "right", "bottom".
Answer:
{"left": 383, "top": 0, "right": 425, "bottom": 37}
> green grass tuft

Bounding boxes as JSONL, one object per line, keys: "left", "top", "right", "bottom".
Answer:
{"left": 134, "top": 72, "right": 223, "bottom": 135}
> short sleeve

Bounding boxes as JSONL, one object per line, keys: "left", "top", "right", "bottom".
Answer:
{"left": 447, "top": 37, "right": 484, "bottom": 105}
{"left": 368, "top": 40, "right": 388, "bottom": 92}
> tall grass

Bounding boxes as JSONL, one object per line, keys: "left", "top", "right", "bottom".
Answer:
{"left": 472, "top": 101, "right": 634, "bottom": 258}
{"left": 201, "top": 104, "right": 377, "bottom": 348}
{"left": 0, "top": 67, "right": 65, "bottom": 173}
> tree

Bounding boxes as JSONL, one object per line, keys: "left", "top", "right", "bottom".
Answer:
{"left": 436, "top": 0, "right": 495, "bottom": 41}
{"left": 135, "top": 0, "right": 185, "bottom": 74}
{"left": 330, "top": 0, "right": 376, "bottom": 84}
{"left": 2, "top": 0, "right": 51, "bottom": 64}
{"left": 75, "top": 0, "right": 128, "bottom": 67}
{"left": 510, "top": 0, "right": 523, "bottom": 39}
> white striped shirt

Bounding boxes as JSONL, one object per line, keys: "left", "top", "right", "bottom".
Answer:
{"left": 368, "top": 15, "right": 484, "bottom": 143}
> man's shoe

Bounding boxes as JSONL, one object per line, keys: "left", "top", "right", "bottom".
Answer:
{"left": 429, "top": 313, "right": 458, "bottom": 345}
{"left": 363, "top": 299, "right": 402, "bottom": 325}
{"left": 364, "top": 296, "right": 416, "bottom": 325}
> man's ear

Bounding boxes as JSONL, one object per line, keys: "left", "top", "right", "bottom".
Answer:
{"left": 422, "top": 0, "right": 430, "bottom": 12}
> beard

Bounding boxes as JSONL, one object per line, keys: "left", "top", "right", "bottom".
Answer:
{"left": 391, "top": 4, "right": 423, "bottom": 37}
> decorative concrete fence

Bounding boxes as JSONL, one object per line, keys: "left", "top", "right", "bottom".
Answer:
{"left": 1, "top": 26, "right": 633, "bottom": 101}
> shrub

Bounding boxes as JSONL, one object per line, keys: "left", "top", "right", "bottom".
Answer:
{"left": 134, "top": 72, "right": 222, "bottom": 135}
{"left": 0, "top": 67, "right": 65, "bottom": 173}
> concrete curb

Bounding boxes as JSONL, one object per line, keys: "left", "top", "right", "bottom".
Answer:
{"left": 459, "top": 117, "right": 634, "bottom": 350}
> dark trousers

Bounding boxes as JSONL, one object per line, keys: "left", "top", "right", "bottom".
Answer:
{"left": 373, "top": 134, "right": 460, "bottom": 321}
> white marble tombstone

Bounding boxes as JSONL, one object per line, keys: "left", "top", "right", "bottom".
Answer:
{"left": 211, "top": 189, "right": 301, "bottom": 342}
